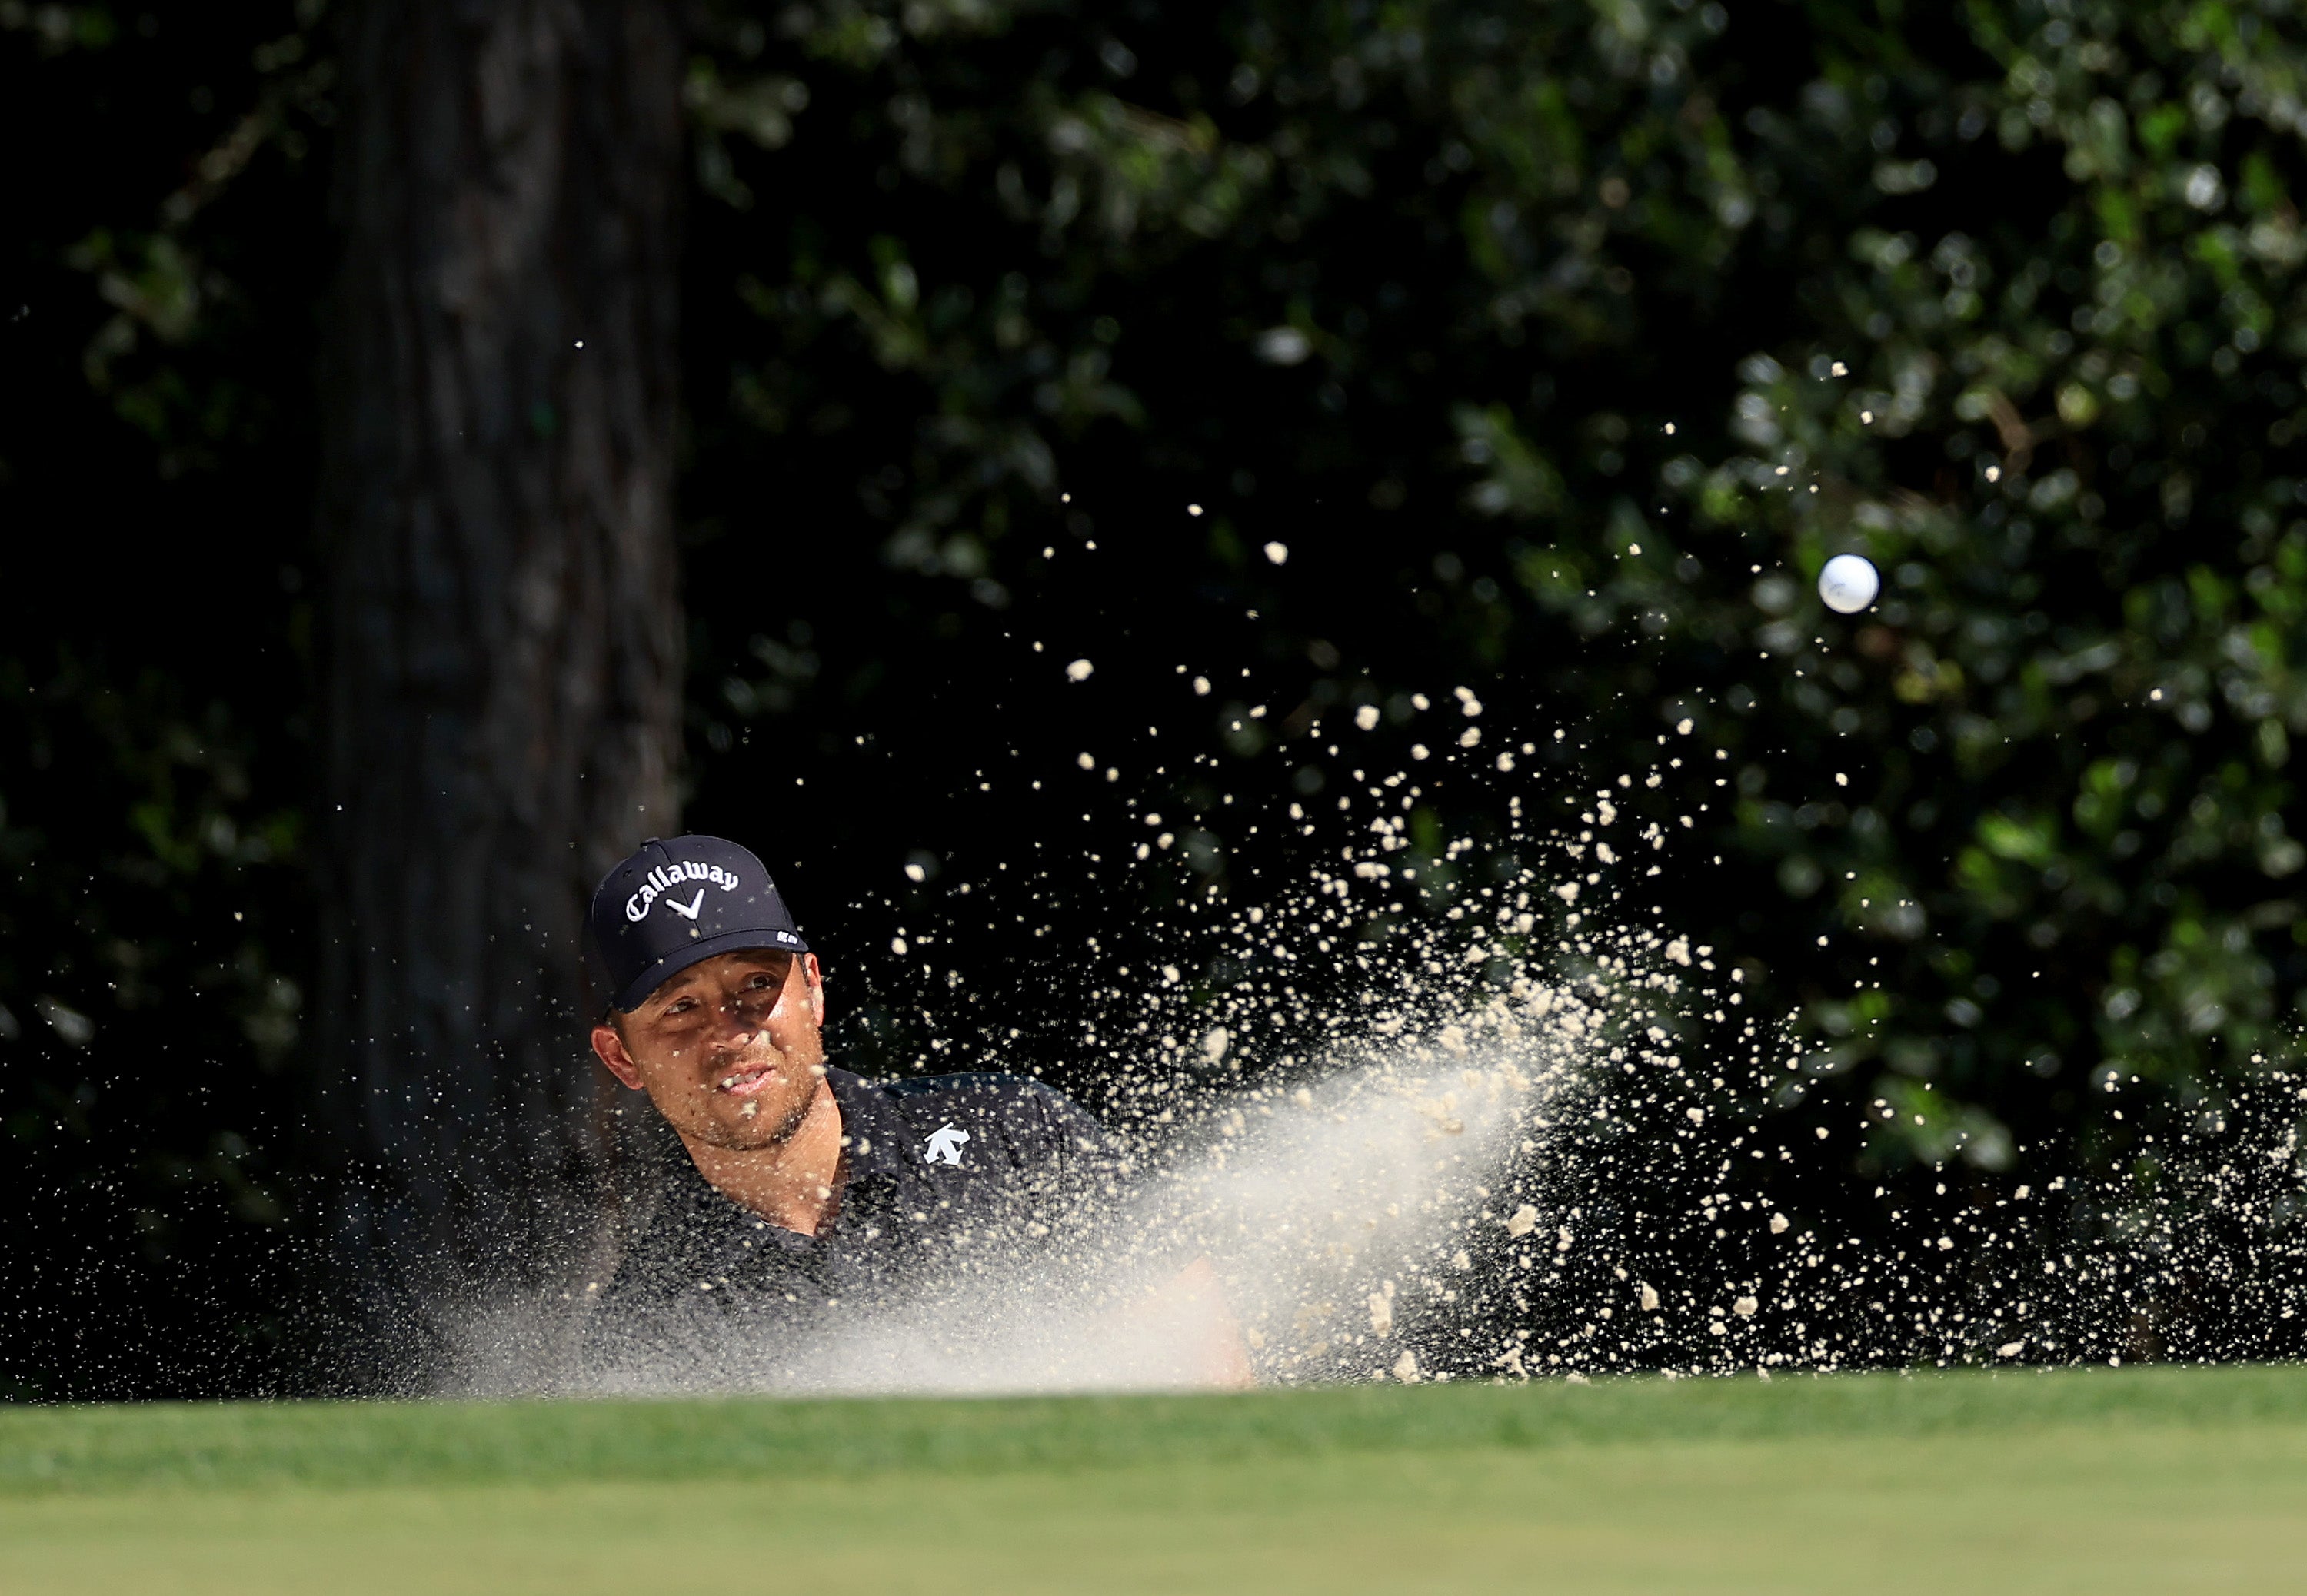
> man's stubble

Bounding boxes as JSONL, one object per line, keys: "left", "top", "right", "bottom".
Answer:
{"left": 681, "top": 1033, "right": 826, "bottom": 1154}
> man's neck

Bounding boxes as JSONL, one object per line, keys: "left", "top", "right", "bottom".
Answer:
{"left": 680, "top": 1076, "right": 844, "bottom": 1235}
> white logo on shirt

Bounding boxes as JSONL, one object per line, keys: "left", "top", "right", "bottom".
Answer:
{"left": 924, "top": 1124, "right": 970, "bottom": 1167}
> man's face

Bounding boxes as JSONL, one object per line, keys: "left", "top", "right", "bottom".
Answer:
{"left": 591, "top": 949, "right": 827, "bottom": 1151}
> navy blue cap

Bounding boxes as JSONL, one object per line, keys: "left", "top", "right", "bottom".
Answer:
{"left": 586, "top": 835, "right": 809, "bottom": 1013}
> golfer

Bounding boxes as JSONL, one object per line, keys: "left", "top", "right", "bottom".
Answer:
{"left": 581, "top": 835, "right": 1264, "bottom": 1393}
{"left": 581, "top": 834, "right": 1245, "bottom": 1381}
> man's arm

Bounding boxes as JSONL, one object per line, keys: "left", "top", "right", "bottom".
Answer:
{"left": 1025, "top": 1085, "right": 1254, "bottom": 1387}
{"left": 1141, "top": 1255, "right": 1255, "bottom": 1388}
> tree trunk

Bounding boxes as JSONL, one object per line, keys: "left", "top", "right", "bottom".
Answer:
{"left": 315, "top": 0, "right": 684, "bottom": 1331}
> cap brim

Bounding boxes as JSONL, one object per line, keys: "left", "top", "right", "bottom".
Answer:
{"left": 613, "top": 927, "right": 811, "bottom": 1012}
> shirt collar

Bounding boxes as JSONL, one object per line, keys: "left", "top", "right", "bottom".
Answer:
{"left": 824, "top": 1065, "right": 913, "bottom": 1185}
{"left": 650, "top": 1066, "right": 914, "bottom": 1242}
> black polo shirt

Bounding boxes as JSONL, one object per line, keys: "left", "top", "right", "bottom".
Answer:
{"left": 584, "top": 1066, "right": 1127, "bottom": 1381}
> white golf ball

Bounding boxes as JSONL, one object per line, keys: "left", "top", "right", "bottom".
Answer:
{"left": 1818, "top": 554, "right": 1879, "bottom": 614}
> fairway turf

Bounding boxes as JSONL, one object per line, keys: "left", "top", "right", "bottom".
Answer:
{"left": 5, "top": 1367, "right": 2305, "bottom": 1593}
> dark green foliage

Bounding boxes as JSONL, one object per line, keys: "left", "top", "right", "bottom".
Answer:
{"left": 677, "top": 0, "right": 2307, "bottom": 1178}
{"left": 1, "top": 2, "right": 326, "bottom": 1396}
{"left": 8, "top": 0, "right": 2307, "bottom": 1395}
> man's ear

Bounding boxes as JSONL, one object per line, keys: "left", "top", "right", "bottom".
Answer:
{"left": 801, "top": 952, "right": 826, "bottom": 1026}
{"left": 591, "top": 1022, "right": 645, "bottom": 1091}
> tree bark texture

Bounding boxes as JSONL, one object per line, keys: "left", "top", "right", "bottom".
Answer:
{"left": 317, "top": 0, "right": 684, "bottom": 1301}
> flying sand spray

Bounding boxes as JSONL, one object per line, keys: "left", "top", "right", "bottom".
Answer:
{"left": 432, "top": 636, "right": 2307, "bottom": 1396}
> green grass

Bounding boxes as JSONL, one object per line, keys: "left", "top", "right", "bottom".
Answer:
{"left": 5, "top": 1367, "right": 2307, "bottom": 1592}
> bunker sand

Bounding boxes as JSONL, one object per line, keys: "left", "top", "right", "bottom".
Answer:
{"left": 5, "top": 1368, "right": 2306, "bottom": 1594}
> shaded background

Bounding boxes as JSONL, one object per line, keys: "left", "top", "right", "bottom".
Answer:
{"left": 8, "top": 0, "right": 2307, "bottom": 1397}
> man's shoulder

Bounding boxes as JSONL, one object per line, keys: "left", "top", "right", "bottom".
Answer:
{"left": 874, "top": 1069, "right": 1084, "bottom": 1114}
{"left": 839, "top": 1069, "right": 1116, "bottom": 1163}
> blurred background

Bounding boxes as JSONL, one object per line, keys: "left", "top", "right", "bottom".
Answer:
{"left": 7, "top": 0, "right": 2307, "bottom": 1398}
